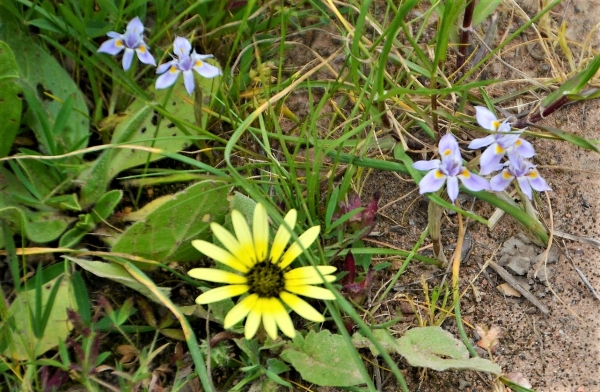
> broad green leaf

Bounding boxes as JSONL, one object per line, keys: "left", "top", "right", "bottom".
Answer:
{"left": 16, "top": 158, "right": 63, "bottom": 199}
{"left": 111, "top": 181, "right": 229, "bottom": 264}
{"left": 0, "top": 207, "right": 72, "bottom": 245}
{"left": 0, "top": 81, "right": 22, "bottom": 158}
{"left": 66, "top": 257, "right": 171, "bottom": 304}
{"left": 472, "top": 0, "right": 502, "bottom": 27}
{"left": 0, "top": 41, "right": 18, "bottom": 81}
{"left": 77, "top": 71, "right": 220, "bottom": 208}
{"left": 396, "top": 327, "right": 501, "bottom": 374}
{"left": 2, "top": 275, "right": 77, "bottom": 360}
{"left": 280, "top": 330, "right": 366, "bottom": 387}
{"left": 0, "top": 25, "right": 89, "bottom": 154}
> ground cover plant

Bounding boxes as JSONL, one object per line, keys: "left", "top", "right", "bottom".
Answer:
{"left": 1, "top": 0, "right": 600, "bottom": 390}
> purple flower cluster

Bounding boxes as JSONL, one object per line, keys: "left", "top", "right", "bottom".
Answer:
{"left": 413, "top": 106, "right": 551, "bottom": 202}
{"left": 97, "top": 18, "right": 221, "bottom": 95}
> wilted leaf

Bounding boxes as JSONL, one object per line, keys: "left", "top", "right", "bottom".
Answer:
{"left": 475, "top": 324, "right": 501, "bottom": 352}
{"left": 506, "top": 372, "right": 532, "bottom": 389}
{"left": 280, "top": 330, "right": 366, "bottom": 387}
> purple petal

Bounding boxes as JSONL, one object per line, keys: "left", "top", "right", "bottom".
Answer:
{"left": 438, "top": 134, "right": 460, "bottom": 160}
{"left": 497, "top": 120, "right": 512, "bottom": 134}
{"left": 97, "top": 37, "right": 124, "bottom": 55}
{"left": 126, "top": 17, "right": 144, "bottom": 34}
{"left": 475, "top": 106, "right": 499, "bottom": 131}
{"left": 527, "top": 170, "right": 551, "bottom": 192}
{"left": 195, "top": 54, "right": 214, "bottom": 60}
{"left": 107, "top": 31, "right": 121, "bottom": 38}
{"left": 468, "top": 134, "right": 495, "bottom": 149}
{"left": 458, "top": 169, "right": 490, "bottom": 191}
{"left": 479, "top": 143, "right": 505, "bottom": 175}
{"left": 155, "top": 68, "right": 180, "bottom": 90}
{"left": 512, "top": 138, "right": 535, "bottom": 158}
{"left": 136, "top": 45, "right": 156, "bottom": 66}
{"left": 446, "top": 176, "right": 459, "bottom": 202}
{"left": 122, "top": 48, "right": 134, "bottom": 71}
{"left": 418, "top": 169, "right": 446, "bottom": 195}
{"left": 413, "top": 159, "right": 440, "bottom": 171}
{"left": 193, "top": 61, "right": 221, "bottom": 78}
{"left": 490, "top": 170, "right": 513, "bottom": 192}
{"left": 183, "top": 70, "right": 195, "bottom": 95}
{"left": 516, "top": 176, "right": 533, "bottom": 200}
{"left": 173, "top": 37, "right": 192, "bottom": 57}
{"left": 156, "top": 60, "right": 176, "bottom": 75}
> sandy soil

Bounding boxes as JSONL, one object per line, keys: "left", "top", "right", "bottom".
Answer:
{"left": 285, "top": 1, "right": 600, "bottom": 391}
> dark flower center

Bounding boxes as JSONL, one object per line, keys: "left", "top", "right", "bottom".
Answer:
{"left": 246, "top": 261, "right": 285, "bottom": 298}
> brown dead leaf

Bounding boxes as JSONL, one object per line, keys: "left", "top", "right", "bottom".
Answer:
{"left": 116, "top": 344, "right": 138, "bottom": 366}
{"left": 506, "top": 372, "right": 532, "bottom": 388}
{"left": 496, "top": 283, "right": 522, "bottom": 297}
{"left": 475, "top": 324, "right": 501, "bottom": 352}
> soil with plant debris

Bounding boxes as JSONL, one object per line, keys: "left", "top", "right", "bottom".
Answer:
{"left": 281, "top": 1, "right": 600, "bottom": 391}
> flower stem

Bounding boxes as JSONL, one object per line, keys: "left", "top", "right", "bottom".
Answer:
{"left": 428, "top": 200, "right": 448, "bottom": 265}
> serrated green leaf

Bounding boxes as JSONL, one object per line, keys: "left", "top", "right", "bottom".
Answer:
{"left": 66, "top": 256, "right": 171, "bottom": 304}
{"left": 280, "top": 330, "right": 366, "bottom": 387}
{"left": 111, "top": 181, "right": 229, "bottom": 264}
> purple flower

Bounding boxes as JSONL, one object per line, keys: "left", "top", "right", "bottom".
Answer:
{"left": 490, "top": 153, "right": 551, "bottom": 200}
{"left": 97, "top": 17, "right": 156, "bottom": 71}
{"left": 155, "top": 37, "right": 221, "bottom": 95}
{"left": 413, "top": 134, "right": 490, "bottom": 202}
{"left": 469, "top": 106, "right": 535, "bottom": 175}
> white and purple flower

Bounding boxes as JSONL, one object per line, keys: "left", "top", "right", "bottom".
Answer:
{"left": 155, "top": 37, "right": 221, "bottom": 95}
{"left": 97, "top": 17, "right": 156, "bottom": 71}
{"left": 469, "top": 106, "right": 535, "bottom": 175}
{"left": 490, "top": 153, "right": 551, "bottom": 200}
{"left": 413, "top": 134, "right": 490, "bottom": 203}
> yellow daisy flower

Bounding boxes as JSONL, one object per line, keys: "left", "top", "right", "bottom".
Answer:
{"left": 188, "top": 203, "right": 337, "bottom": 340}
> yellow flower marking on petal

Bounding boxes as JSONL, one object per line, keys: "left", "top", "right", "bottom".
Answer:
{"left": 461, "top": 169, "right": 470, "bottom": 178}
{"left": 169, "top": 66, "right": 178, "bottom": 73}
{"left": 195, "top": 60, "right": 203, "bottom": 67}
{"left": 116, "top": 39, "right": 124, "bottom": 47}
{"left": 515, "top": 139, "right": 522, "bottom": 146}
{"left": 492, "top": 120, "right": 500, "bottom": 130}
{"left": 528, "top": 170, "right": 538, "bottom": 179}
{"left": 138, "top": 45, "right": 146, "bottom": 53}
{"left": 434, "top": 169, "right": 445, "bottom": 179}
{"left": 494, "top": 144, "right": 504, "bottom": 154}
{"left": 443, "top": 148, "right": 452, "bottom": 156}
{"left": 502, "top": 170, "right": 512, "bottom": 179}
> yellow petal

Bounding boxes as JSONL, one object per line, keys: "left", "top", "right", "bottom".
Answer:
{"left": 285, "top": 266, "right": 337, "bottom": 280}
{"left": 279, "top": 292, "right": 324, "bottom": 322}
{"left": 191, "top": 240, "right": 249, "bottom": 273}
{"left": 210, "top": 223, "right": 253, "bottom": 268}
{"left": 195, "top": 285, "right": 249, "bottom": 304}
{"left": 245, "top": 298, "right": 263, "bottom": 339}
{"left": 270, "top": 209, "right": 297, "bottom": 263}
{"left": 253, "top": 204, "right": 269, "bottom": 262}
{"left": 271, "top": 298, "right": 295, "bottom": 338}
{"left": 224, "top": 294, "right": 258, "bottom": 328}
{"left": 262, "top": 298, "right": 278, "bottom": 340}
{"left": 188, "top": 268, "right": 247, "bottom": 284}
{"left": 284, "top": 284, "right": 335, "bottom": 300}
{"left": 278, "top": 225, "right": 321, "bottom": 269}
{"left": 285, "top": 275, "right": 337, "bottom": 286}
{"left": 232, "top": 210, "right": 257, "bottom": 264}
